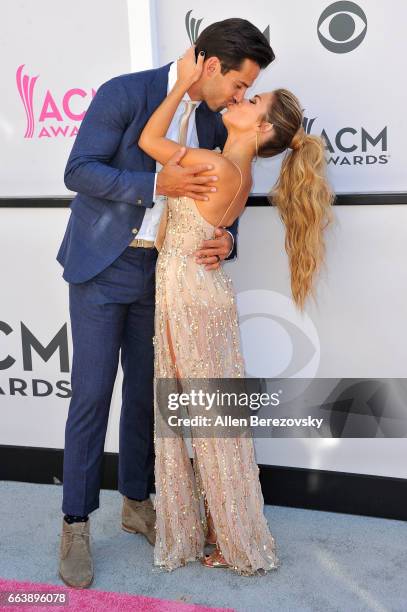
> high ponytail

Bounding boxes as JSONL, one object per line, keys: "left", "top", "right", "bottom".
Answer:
{"left": 258, "top": 89, "right": 335, "bottom": 311}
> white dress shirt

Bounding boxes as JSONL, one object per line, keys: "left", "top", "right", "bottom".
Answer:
{"left": 136, "top": 61, "right": 235, "bottom": 257}
{"left": 136, "top": 61, "right": 201, "bottom": 241}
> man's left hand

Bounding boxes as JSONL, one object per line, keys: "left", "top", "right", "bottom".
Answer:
{"left": 195, "top": 227, "right": 233, "bottom": 271}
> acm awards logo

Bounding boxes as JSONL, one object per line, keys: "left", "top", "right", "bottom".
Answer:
{"left": 16, "top": 64, "right": 96, "bottom": 139}
{"left": 303, "top": 116, "right": 388, "bottom": 166}
{"left": 0, "top": 321, "right": 71, "bottom": 398}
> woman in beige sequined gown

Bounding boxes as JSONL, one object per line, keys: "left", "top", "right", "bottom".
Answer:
{"left": 151, "top": 190, "right": 282, "bottom": 576}
{"left": 138, "top": 49, "right": 334, "bottom": 575}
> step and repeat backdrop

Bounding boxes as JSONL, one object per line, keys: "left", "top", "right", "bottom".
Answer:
{"left": 1, "top": 0, "right": 406, "bottom": 196}
{"left": 0, "top": 0, "right": 153, "bottom": 196}
{"left": 0, "top": 0, "right": 406, "bottom": 479}
{"left": 154, "top": 0, "right": 405, "bottom": 196}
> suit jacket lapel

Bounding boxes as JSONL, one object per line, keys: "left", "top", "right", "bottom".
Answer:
{"left": 146, "top": 62, "right": 171, "bottom": 116}
{"left": 142, "top": 63, "right": 171, "bottom": 171}
{"left": 196, "top": 102, "right": 216, "bottom": 149}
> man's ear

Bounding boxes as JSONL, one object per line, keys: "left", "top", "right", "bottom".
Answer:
{"left": 205, "top": 56, "right": 220, "bottom": 76}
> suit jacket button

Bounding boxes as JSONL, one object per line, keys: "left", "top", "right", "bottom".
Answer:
{"left": 132, "top": 228, "right": 138, "bottom": 235}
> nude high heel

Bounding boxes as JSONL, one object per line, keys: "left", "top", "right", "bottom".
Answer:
{"left": 201, "top": 547, "right": 232, "bottom": 569}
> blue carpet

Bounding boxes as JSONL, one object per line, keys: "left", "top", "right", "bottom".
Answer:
{"left": 0, "top": 481, "right": 406, "bottom": 611}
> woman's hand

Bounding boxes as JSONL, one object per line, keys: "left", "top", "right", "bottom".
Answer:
{"left": 176, "top": 46, "right": 205, "bottom": 89}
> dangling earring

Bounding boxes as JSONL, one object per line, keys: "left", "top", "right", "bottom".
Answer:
{"left": 254, "top": 131, "right": 259, "bottom": 161}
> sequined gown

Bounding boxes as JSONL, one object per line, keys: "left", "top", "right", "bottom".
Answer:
{"left": 152, "top": 186, "right": 280, "bottom": 576}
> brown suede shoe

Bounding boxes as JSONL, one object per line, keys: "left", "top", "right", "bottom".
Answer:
{"left": 121, "top": 496, "right": 156, "bottom": 546}
{"left": 59, "top": 519, "right": 94, "bottom": 589}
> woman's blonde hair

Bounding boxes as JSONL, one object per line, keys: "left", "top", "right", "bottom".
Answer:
{"left": 258, "top": 88, "right": 335, "bottom": 311}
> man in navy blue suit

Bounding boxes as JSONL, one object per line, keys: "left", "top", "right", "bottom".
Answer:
{"left": 57, "top": 18, "right": 274, "bottom": 588}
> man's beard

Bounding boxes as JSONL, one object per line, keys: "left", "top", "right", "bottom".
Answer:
{"left": 212, "top": 102, "right": 226, "bottom": 113}
{"left": 205, "top": 96, "right": 227, "bottom": 113}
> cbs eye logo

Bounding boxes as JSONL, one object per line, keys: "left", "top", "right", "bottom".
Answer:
{"left": 318, "top": 1, "right": 367, "bottom": 53}
{"left": 237, "top": 289, "right": 320, "bottom": 379}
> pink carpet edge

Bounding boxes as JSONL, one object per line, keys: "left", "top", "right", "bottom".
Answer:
{"left": 0, "top": 577, "right": 235, "bottom": 612}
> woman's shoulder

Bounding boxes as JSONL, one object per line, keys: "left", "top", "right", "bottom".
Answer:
{"left": 182, "top": 148, "right": 241, "bottom": 186}
{"left": 180, "top": 148, "right": 245, "bottom": 226}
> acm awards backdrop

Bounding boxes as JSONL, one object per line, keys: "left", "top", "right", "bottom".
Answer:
{"left": 1, "top": 1, "right": 406, "bottom": 481}
{"left": 0, "top": 0, "right": 405, "bottom": 196}
{"left": 154, "top": 0, "right": 404, "bottom": 196}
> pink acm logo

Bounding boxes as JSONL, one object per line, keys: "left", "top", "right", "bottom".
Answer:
{"left": 16, "top": 64, "right": 96, "bottom": 139}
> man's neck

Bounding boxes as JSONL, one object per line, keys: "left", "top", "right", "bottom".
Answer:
{"left": 186, "top": 82, "right": 203, "bottom": 102}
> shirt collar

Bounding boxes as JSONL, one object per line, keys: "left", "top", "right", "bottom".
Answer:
{"left": 168, "top": 61, "right": 202, "bottom": 107}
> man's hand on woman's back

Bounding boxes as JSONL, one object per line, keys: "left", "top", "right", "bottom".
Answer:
{"left": 155, "top": 147, "right": 218, "bottom": 201}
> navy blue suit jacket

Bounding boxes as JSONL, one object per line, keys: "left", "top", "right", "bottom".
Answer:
{"left": 56, "top": 62, "right": 238, "bottom": 284}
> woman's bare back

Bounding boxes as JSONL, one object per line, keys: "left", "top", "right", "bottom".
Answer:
{"left": 178, "top": 148, "right": 252, "bottom": 228}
